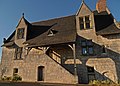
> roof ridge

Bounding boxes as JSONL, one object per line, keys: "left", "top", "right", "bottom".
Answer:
{"left": 31, "top": 15, "right": 75, "bottom": 24}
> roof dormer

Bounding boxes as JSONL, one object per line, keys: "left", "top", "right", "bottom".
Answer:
{"left": 76, "top": 0, "right": 92, "bottom": 17}
{"left": 15, "top": 13, "right": 30, "bottom": 47}
{"left": 47, "top": 29, "right": 58, "bottom": 37}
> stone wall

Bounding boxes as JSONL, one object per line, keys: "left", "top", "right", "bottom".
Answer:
{"left": 0, "top": 47, "right": 75, "bottom": 84}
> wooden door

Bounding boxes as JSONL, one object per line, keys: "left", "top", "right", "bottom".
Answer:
{"left": 38, "top": 66, "right": 44, "bottom": 81}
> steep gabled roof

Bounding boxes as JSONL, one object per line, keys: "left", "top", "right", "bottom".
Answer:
{"left": 24, "top": 15, "right": 76, "bottom": 47}
{"left": 16, "top": 16, "right": 31, "bottom": 28}
{"left": 5, "top": 31, "right": 15, "bottom": 43}
{"left": 76, "top": 1, "right": 92, "bottom": 16}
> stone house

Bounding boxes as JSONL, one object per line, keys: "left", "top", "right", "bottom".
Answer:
{"left": 1, "top": 0, "right": 120, "bottom": 84}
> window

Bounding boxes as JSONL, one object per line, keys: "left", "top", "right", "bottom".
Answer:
{"left": 82, "top": 47, "right": 87, "bottom": 55}
{"left": 87, "top": 66, "right": 94, "bottom": 73}
{"left": 79, "top": 15, "right": 91, "bottom": 30}
{"left": 79, "top": 17, "right": 84, "bottom": 30}
{"left": 85, "top": 16, "right": 90, "bottom": 29}
{"left": 47, "top": 29, "right": 58, "bottom": 36}
{"left": 15, "top": 47, "right": 23, "bottom": 60}
{"left": 13, "top": 68, "right": 18, "bottom": 75}
{"left": 17, "top": 28, "right": 24, "bottom": 39}
{"left": 88, "top": 47, "right": 94, "bottom": 55}
{"left": 81, "top": 40, "right": 94, "bottom": 55}
{"left": 87, "top": 66, "right": 95, "bottom": 82}
{"left": 48, "top": 30, "right": 54, "bottom": 36}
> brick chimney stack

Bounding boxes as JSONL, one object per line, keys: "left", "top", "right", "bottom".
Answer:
{"left": 96, "top": 0, "right": 107, "bottom": 13}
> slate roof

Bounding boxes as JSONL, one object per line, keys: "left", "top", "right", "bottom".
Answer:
{"left": 93, "top": 11, "right": 114, "bottom": 32}
{"left": 2, "top": 10, "right": 120, "bottom": 47}
{"left": 26, "top": 25, "right": 51, "bottom": 40}
{"left": 2, "top": 31, "right": 15, "bottom": 47}
{"left": 2, "top": 41, "right": 15, "bottom": 47}
{"left": 93, "top": 10, "right": 120, "bottom": 35}
{"left": 25, "top": 15, "right": 76, "bottom": 47}
{"left": 96, "top": 23, "right": 120, "bottom": 35}
{"left": 16, "top": 16, "right": 31, "bottom": 28}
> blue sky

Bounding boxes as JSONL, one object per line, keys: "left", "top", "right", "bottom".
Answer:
{"left": 0, "top": 0, "right": 120, "bottom": 59}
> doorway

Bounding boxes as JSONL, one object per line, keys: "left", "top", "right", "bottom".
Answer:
{"left": 38, "top": 66, "right": 44, "bottom": 81}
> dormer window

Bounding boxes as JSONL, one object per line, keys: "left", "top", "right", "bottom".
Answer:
{"left": 79, "top": 15, "right": 91, "bottom": 30}
{"left": 17, "top": 28, "right": 25, "bottom": 39}
{"left": 79, "top": 17, "right": 84, "bottom": 30}
{"left": 48, "top": 30, "right": 54, "bottom": 36}
{"left": 85, "top": 16, "right": 90, "bottom": 29}
{"left": 47, "top": 29, "right": 58, "bottom": 37}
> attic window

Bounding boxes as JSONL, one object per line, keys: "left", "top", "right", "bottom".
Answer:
{"left": 85, "top": 16, "right": 90, "bottom": 29}
{"left": 79, "top": 15, "right": 91, "bottom": 30}
{"left": 47, "top": 29, "right": 57, "bottom": 36}
{"left": 79, "top": 17, "right": 84, "bottom": 30}
{"left": 17, "top": 28, "right": 25, "bottom": 39}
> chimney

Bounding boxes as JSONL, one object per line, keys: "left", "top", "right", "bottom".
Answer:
{"left": 96, "top": 0, "right": 107, "bottom": 13}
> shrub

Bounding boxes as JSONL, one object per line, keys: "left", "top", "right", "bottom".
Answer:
{"left": 1, "top": 76, "right": 12, "bottom": 81}
{"left": 89, "top": 80, "right": 116, "bottom": 86}
{"left": 89, "top": 80, "right": 101, "bottom": 85}
{"left": 101, "top": 79, "right": 111, "bottom": 84}
{"left": 12, "top": 74, "right": 22, "bottom": 81}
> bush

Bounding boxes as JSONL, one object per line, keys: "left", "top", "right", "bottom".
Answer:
{"left": 89, "top": 80, "right": 101, "bottom": 85}
{"left": 0, "top": 74, "right": 22, "bottom": 82}
{"left": 89, "top": 80, "right": 116, "bottom": 86}
{"left": 1, "top": 76, "right": 12, "bottom": 81}
{"left": 12, "top": 74, "right": 22, "bottom": 81}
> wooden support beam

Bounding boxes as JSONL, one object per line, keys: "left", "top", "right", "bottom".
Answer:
{"left": 43, "top": 47, "right": 49, "bottom": 53}
{"left": 37, "top": 47, "right": 50, "bottom": 53}
{"left": 68, "top": 44, "right": 78, "bottom": 84}
{"left": 73, "top": 44, "right": 78, "bottom": 84}
{"left": 24, "top": 47, "right": 32, "bottom": 56}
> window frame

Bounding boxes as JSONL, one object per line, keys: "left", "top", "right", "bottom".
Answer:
{"left": 17, "top": 28, "right": 25, "bottom": 39}
{"left": 87, "top": 66, "right": 95, "bottom": 82}
{"left": 79, "top": 17, "right": 84, "bottom": 30}
{"left": 87, "top": 66, "right": 94, "bottom": 73}
{"left": 15, "top": 47, "right": 23, "bottom": 60}
{"left": 79, "top": 15, "right": 91, "bottom": 30}
{"left": 81, "top": 40, "right": 94, "bottom": 55}
{"left": 82, "top": 47, "right": 87, "bottom": 55}
{"left": 13, "top": 68, "right": 18, "bottom": 75}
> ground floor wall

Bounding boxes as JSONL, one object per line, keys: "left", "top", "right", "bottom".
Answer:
{"left": 75, "top": 57, "right": 118, "bottom": 83}
{"left": 0, "top": 47, "right": 120, "bottom": 84}
{"left": 0, "top": 48, "right": 75, "bottom": 84}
